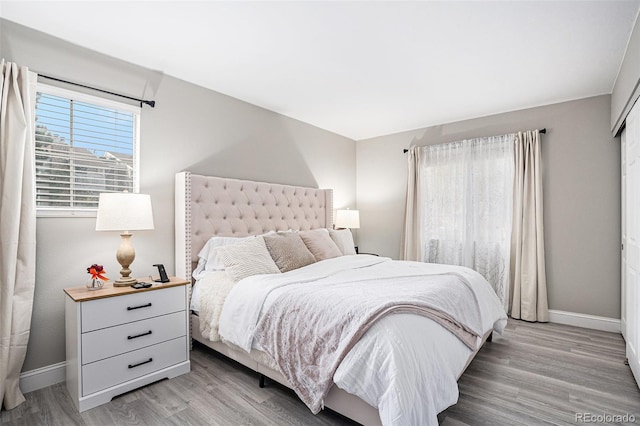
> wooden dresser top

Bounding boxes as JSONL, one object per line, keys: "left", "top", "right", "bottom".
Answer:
{"left": 64, "top": 276, "right": 189, "bottom": 302}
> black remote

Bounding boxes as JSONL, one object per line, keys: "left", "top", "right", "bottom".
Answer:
{"left": 132, "top": 282, "right": 152, "bottom": 289}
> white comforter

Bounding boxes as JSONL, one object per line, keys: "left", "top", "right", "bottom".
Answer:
{"left": 217, "top": 255, "right": 507, "bottom": 426}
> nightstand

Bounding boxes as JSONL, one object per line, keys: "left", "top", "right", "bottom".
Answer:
{"left": 63, "top": 277, "right": 191, "bottom": 412}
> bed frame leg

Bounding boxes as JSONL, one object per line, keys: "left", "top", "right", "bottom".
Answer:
{"left": 487, "top": 332, "right": 493, "bottom": 342}
{"left": 259, "top": 374, "right": 265, "bottom": 388}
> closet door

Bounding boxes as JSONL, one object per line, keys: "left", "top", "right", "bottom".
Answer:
{"left": 622, "top": 129, "right": 626, "bottom": 339}
{"left": 626, "top": 98, "right": 640, "bottom": 386}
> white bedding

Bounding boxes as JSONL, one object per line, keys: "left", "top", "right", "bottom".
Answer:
{"left": 203, "top": 255, "right": 507, "bottom": 425}
{"left": 336, "top": 313, "right": 473, "bottom": 425}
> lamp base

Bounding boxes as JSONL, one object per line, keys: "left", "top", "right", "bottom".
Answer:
{"left": 113, "top": 277, "right": 138, "bottom": 287}
{"left": 114, "top": 232, "right": 137, "bottom": 287}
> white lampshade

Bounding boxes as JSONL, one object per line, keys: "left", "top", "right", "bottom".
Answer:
{"left": 96, "top": 193, "right": 155, "bottom": 232}
{"left": 335, "top": 209, "right": 360, "bottom": 229}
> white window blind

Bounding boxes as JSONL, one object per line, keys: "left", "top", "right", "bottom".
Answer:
{"left": 35, "top": 84, "right": 140, "bottom": 213}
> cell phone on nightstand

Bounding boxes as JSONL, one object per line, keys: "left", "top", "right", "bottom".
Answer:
{"left": 153, "top": 264, "right": 170, "bottom": 283}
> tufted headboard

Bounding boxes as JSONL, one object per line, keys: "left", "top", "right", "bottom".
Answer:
{"left": 175, "top": 172, "right": 333, "bottom": 280}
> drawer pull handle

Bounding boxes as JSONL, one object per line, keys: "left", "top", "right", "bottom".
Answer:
{"left": 127, "top": 330, "right": 152, "bottom": 340}
{"left": 128, "top": 358, "right": 153, "bottom": 369}
{"left": 127, "top": 302, "right": 152, "bottom": 311}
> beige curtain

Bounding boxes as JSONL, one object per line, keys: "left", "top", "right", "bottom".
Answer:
{"left": 510, "top": 130, "right": 549, "bottom": 321}
{"left": 0, "top": 60, "right": 37, "bottom": 410}
{"left": 401, "top": 146, "right": 423, "bottom": 261}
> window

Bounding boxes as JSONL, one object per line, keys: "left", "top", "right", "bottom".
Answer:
{"left": 35, "top": 84, "right": 140, "bottom": 216}
{"left": 417, "top": 135, "right": 515, "bottom": 310}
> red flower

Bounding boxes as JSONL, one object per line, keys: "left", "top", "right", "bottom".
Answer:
{"left": 87, "top": 264, "right": 108, "bottom": 281}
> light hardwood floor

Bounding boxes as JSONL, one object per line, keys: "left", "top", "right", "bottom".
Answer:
{"left": 2, "top": 319, "right": 639, "bottom": 425}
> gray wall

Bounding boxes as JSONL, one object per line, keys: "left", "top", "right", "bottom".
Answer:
{"left": 612, "top": 11, "right": 640, "bottom": 134}
{"left": 1, "top": 19, "right": 356, "bottom": 371}
{"left": 356, "top": 95, "right": 621, "bottom": 319}
{"left": 0, "top": 18, "right": 623, "bottom": 372}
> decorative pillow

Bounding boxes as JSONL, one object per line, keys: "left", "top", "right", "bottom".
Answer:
{"left": 263, "top": 232, "right": 317, "bottom": 273}
{"left": 215, "top": 236, "right": 280, "bottom": 282}
{"left": 192, "top": 235, "right": 255, "bottom": 280}
{"left": 192, "top": 231, "right": 280, "bottom": 279}
{"left": 329, "top": 229, "right": 357, "bottom": 255}
{"left": 299, "top": 229, "right": 343, "bottom": 261}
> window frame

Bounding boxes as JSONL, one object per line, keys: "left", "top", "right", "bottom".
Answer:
{"left": 35, "top": 83, "right": 141, "bottom": 218}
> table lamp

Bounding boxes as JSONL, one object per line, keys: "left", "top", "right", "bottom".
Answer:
{"left": 335, "top": 209, "right": 360, "bottom": 230}
{"left": 95, "top": 193, "right": 155, "bottom": 286}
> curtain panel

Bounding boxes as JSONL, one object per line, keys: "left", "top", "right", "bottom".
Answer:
{"left": 510, "top": 130, "right": 549, "bottom": 321}
{"left": 0, "top": 60, "right": 37, "bottom": 410}
{"left": 402, "top": 147, "right": 424, "bottom": 261}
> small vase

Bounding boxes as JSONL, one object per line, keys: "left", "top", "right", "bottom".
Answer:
{"left": 87, "top": 278, "right": 104, "bottom": 291}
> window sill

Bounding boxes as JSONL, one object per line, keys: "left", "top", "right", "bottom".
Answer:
{"left": 37, "top": 208, "right": 97, "bottom": 218}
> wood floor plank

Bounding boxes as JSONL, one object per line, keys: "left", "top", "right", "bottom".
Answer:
{"left": 2, "top": 319, "right": 638, "bottom": 425}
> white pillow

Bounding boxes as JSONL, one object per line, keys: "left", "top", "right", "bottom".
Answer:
{"left": 216, "top": 236, "right": 281, "bottom": 282}
{"left": 192, "top": 235, "right": 255, "bottom": 280}
{"left": 329, "top": 229, "right": 357, "bottom": 255}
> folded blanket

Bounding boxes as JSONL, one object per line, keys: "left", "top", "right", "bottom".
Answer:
{"left": 198, "top": 271, "right": 236, "bottom": 342}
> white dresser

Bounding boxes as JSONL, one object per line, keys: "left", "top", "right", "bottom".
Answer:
{"left": 64, "top": 277, "right": 191, "bottom": 412}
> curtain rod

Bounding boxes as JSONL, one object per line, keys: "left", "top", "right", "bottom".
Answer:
{"left": 38, "top": 74, "right": 156, "bottom": 108}
{"left": 402, "top": 128, "right": 546, "bottom": 153}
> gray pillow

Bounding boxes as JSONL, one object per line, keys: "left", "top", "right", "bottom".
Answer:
{"left": 263, "top": 232, "right": 317, "bottom": 272}
{"left": 299, "top": 229, "right": 343, "bottom": 261}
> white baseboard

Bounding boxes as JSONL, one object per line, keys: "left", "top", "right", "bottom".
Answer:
{"left": 19, "top": 361, "right": 66, "bottom": 394}
{"left": 548, "top": 309, "right": 621, "bottom": 333}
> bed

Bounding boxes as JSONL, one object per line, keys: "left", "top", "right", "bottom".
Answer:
{"left": 175, "top": 172, "right": 507, "bottom": 426}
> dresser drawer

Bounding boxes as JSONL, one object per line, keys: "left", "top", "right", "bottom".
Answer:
{"left": 82, "top": 336, "right": 187, "bottom": 396}
{"left": 81, "top": 311, "right": 187, "bottom": 364}
{"left": 81, "top": 286, "right": 186, "bottom": 332}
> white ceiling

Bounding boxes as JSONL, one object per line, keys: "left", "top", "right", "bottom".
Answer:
{"left": 2, "top": 1, "right": 639, "bottom": 140}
